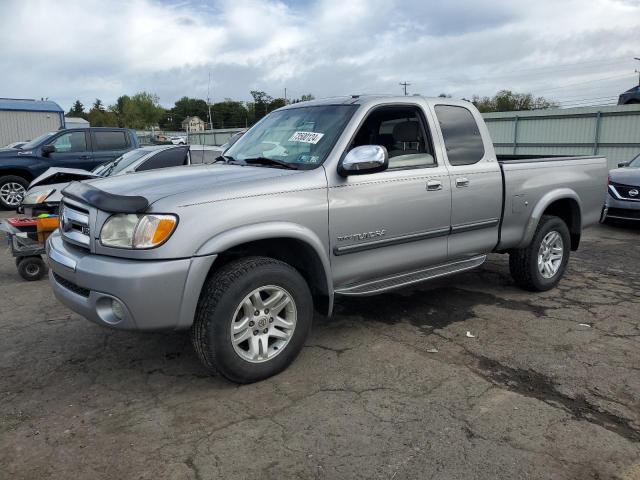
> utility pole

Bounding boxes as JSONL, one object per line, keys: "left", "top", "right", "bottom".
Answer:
{"left": 284, "top": 88, "right": 287, "bottom": 105}
{"left": 399, "top": 81, "right": 411, "bottom": 96}
{"left": 635, "top": 57, "right": 640, "bottom": 86}
{"left": 207, "top": 71, "right": 213, "bottom": 130}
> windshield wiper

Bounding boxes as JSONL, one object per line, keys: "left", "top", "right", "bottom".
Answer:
{"left": 242, "top": 157, "right": 298, "bottom": 170}
{"left": 213, "top": 155, "right": 246, "bottom": 166}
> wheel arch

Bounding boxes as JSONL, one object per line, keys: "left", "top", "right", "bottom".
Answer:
{"left": 520, "top": 189, "right": 582, "bottom": 251}
{"left": 0, "top": 169, "right": 34, "bottom": 183}
{"left": 195, "top": 222, "right": 334, "bottom": 316}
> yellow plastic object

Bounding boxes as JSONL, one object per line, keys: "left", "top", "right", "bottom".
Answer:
{"left": 36, "top": 216, "right": 60, "bottom": 243}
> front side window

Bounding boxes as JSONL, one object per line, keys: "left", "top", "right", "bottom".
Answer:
{"left": 94, "top": 131, "right": 128, "bottom": 151}
{"left": 434, "top": 105, "right": 484, "bottom": 166}
{"left": 224, "top": 105, "right": 356, "bottom": 169}
{"left": 350, "top": 105, "right": 436, "bottom": 169}
{"left": 50, "top": 131, "right": 87, "bottom": 153}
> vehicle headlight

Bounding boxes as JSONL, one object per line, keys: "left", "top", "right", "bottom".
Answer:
{"left": 100, "top": 214, "right": 177, "bottom": 249}
{"left": 21, "top": 188, "right": 54, "bottom": 205}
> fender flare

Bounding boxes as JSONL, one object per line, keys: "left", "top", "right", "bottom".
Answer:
{"left": 195, "top": 221, "right": 334, "bottom": 312}
{"left": 517, "top": 188, "right": 582, "bottom": 249}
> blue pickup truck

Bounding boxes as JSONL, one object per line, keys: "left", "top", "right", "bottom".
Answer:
{"left": 0, "top": 128, "right": 138, "bottom": 209}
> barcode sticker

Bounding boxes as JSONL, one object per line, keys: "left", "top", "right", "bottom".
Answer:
{"left": 288, "top": 131, "right": 324, "bottom": 144}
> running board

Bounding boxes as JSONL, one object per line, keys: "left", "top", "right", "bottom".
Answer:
{"left": 334, "top": 255, "right": 487, "bottom": 296}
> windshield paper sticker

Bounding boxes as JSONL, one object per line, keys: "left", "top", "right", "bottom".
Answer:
{"left": 288, "top": 131, "right": 324, "bottom": 144}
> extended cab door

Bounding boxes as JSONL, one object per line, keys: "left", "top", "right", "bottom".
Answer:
{"left": 42, "top": 130, "right": 95, "bottom": 170}
{"left": 327, "top": 103, "right": 452, "bottom": 288}
{"left": 431, "top": 104, "right": 502, "bottom": 259}
{"left": 91, "top": 130, "right": 133, "bottom": 167}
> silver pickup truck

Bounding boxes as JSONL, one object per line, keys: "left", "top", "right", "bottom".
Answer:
{"left": 46, "top": 96, "right": 608, "bottom": 383}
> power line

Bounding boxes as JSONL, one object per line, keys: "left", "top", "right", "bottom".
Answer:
{"left": 399, "top": 81, "right": 411, "bottom": 96}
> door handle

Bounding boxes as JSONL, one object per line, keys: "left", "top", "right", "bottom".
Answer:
{"left": 426, "top": 180, "right": 442, "bottom": 191}
{"left": 456, "top": 177, "right": 469, "bottom": 188}
{"left": 79, "top": 155, "right": 90, "bottom": 159}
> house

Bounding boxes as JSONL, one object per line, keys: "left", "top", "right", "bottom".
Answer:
{"left": 0, "top": 98, "right": 64, "bottom": 146}
{"left": 181, "top": 116, "right": 206, "bottom": 132}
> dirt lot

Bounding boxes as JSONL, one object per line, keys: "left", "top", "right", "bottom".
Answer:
{"left": 0, "top": 217, "right": 639, "bottom": 479}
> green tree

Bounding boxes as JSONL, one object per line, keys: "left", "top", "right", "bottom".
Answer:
{"left": 472, "top": 90, "right": 558, "bottom": 113}
{"left": 109, "top": 92, "right": 164, "bottom": 129}
{"left": 249, "top": 90, "right": 273, "bottom": 122}
{"left": 169, "top": 97, "right": 209, "bottom": 130}
{"left": 66, "top": 100, "right": 87, "bottom": 119}
{"left": 92, "top": 98, "right": 105, "bottom": 112}
{"left": 210, "top": 99, "right": 249, "bottom": 128}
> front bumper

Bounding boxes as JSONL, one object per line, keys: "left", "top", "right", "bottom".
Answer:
{"left": 47, "top": 231, "right": 216, "bottom": 331}
{"left": 603, "top": 195, "right": 640, "bottom": 221}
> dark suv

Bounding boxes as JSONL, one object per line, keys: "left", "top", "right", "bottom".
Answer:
{"left": 0, "top": 128, "right": 138, "bottom": 209}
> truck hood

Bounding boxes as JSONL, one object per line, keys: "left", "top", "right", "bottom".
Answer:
{"left": 609, "top": 168, "right": 640, "bottom": 185}
{"left": 83, "top": 164, "right": 303, "bottom": 205}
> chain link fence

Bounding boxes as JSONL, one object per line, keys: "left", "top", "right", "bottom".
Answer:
{"left": 137, "top": 128, "right": 246, "bottom": 146}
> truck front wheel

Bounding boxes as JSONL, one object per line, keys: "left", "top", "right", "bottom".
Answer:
{"left": 0, "top": 175, "right": 28, "bottom": 210}
{"left": 191, "top": 256, "right": 313, "bottom": 383}
{"left": 509, "top": 215, "right": 571, "bottom": 291}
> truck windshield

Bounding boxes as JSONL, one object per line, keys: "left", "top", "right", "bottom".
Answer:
{"left": 224, "top": 105, "right": 356, "bottom": 169}
{"left": 629, "top": 153, "right": 640, "bottom": 168}
{"left": 20, "top": 132, "right": 56, "bottom": 150}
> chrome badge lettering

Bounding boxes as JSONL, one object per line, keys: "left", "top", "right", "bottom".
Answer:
{"left": 338, "top": 229, "right": 386, "bottom": 242}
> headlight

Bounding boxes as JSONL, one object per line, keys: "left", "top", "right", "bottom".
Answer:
{"left": 21, "top": 188, "right": 54, "bottom": 205}
{"left": 100, "top": 214, "right": 177, "bottom": 249}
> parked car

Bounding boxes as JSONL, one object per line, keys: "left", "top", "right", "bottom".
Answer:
{"left": 20, "top": 145, "right": 192, "bottom": 216}
{"left": 47, "top": 95, "right": 608, "bottom": 383}
{"left": 0, "top": 127, "right": 138, "bottom": 209}
{"left": 169, "top": 136, "right": 187, "bottom": 145}
{"left": 602, "top": 152, "right": 640, "bottom": 222}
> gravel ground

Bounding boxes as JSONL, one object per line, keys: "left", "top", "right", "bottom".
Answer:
{"left": 1, "top": 215, "right": 639, "bottom": 479}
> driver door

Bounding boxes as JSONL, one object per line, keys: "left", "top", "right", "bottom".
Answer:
{"left": 328, "top": 104, "right": 452, "bottom": 289}
{"left": 45, "top": 131, "right": 95, "bottom": 170}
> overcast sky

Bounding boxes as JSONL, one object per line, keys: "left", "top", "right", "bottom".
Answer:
{"left": 1, "top": 0, "right": 638, "bottom": 111}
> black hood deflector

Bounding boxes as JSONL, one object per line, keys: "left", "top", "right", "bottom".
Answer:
{"left": 62, "top": 181, "right": 149, "bottom": 213}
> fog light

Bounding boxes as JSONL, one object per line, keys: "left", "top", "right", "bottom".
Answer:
{"left": 111, "top": 299, "right": 125, "bottom": 320}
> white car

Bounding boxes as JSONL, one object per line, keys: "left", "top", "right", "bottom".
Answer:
{"left": 169, "top": 136, "right": 187, "bottom": 145}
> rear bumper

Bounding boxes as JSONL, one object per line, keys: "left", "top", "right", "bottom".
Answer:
{"left": 46, "top": 231, "right": 216, "bottom": 331}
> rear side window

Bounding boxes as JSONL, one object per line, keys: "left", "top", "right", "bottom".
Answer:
{"left": 137, "top": 148, "right": 188, "bottom": 171}
{"left": 94, "top": 131, "right": 128, "bottom": 151}
{"left": 434, "top": 105, "right": 484, "bottom": 166}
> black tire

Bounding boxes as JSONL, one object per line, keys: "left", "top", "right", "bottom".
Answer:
{"left": 17, "top": 256, "right": 48, "bottom": 281}
{"left": 0, "top": 175, "right": 29, "bottom": 210}
{"left": 509, "top": 215, "right": 571, "bottom": 291}
{"left": 191, "top": 256, "right": 313, "bottom": 383}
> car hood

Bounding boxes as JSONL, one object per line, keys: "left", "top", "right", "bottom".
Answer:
{"left": 609, "top": 168, "right": 640, "bottom": 185}
{"left": 30, "top": 167, "right": 99, "bottom": 188}
{"left": 83, "top": 164, "right": 303, "bottom": 205}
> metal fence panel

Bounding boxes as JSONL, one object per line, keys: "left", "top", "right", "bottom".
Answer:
{"left": 484, "top": 104, "right": 640, "bottom": 169}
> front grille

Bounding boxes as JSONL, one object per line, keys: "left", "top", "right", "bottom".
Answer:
{"left": 610, "top": 182, "right": 640, "bottom": 201}
{"left": 53, "top": 273, "right": 91, "bottom": 297}
{"left": 60, "top": 201, "right": 91, "bottom": 249}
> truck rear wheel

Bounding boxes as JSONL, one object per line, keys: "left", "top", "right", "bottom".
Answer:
{"left": 509, "top": 215, "right": 570, "bottom": 291}
{"left": 0, "top": 175, "right": 28, "bottom": 210}
{"left": 191, "top": 256, "right": 313, "bottom": 383}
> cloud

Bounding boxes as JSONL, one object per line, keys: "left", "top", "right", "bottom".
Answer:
{"left": 0, "top": 0, "right": 638, "bottom": 110}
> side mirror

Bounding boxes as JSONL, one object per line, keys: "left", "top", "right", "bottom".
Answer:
{"left": 339, "top": 145, "right": 388, "bottom": 176}
{"left": 618, "top": 162, "right": 629, "bottom": 168}
{"left": 41, "top": 145, "right": 56, "bottom": 156}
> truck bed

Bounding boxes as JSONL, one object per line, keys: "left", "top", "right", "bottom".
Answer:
{"left": 496, "top": 155, "right": 608, "bottom": 251}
